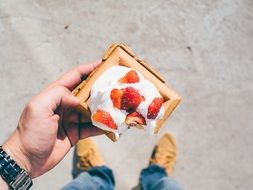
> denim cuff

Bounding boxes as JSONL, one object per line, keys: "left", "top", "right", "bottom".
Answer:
{"left": 140, "top": 164, "right": 167, "bottom": 190}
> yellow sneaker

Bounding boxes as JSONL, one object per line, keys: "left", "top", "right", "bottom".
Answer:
{"left": 72, "top": 138, "right": 105, "bottom": 177}
{"left": 149, "top": 133, "right": 177, "bottom": 174}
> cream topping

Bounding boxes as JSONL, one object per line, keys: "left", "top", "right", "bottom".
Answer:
{"left": 88, "top": 66, "right": 164, "bottom": 139}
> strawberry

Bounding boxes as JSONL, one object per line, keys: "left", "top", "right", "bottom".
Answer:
{"left": 121, "top": 87, "right": 143, "bottom": 112}
{"left": 92, "top": 109, "right": 117, "bottom": 129}
{"left": 110, "top": 87, "right": 143, "bottom": 111}
{"left": 147, "top": 97, "right": 164, "bottom": 119}
{"left": 125, "top": 112, "right": 146, "bottom": 127}
{"left": 110, "top": 88, "right": 123, "bottom": 109}
{"left": 118, "top": 70, "right": 140, "bottom": 83}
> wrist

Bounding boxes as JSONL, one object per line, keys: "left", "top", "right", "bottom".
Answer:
{"left": 0, "top": 145, "right": 33, "bottom": 189}
{"left": 2, "top": 132, "right": 32, "bottom": 176}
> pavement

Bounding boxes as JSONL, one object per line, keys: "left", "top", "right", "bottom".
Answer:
{"left": 0, "top": 0, "right": 253, "bottom": 189}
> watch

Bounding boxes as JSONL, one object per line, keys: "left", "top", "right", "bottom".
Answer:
{"left": 0, "top": 146, "right": 33, "bottom": 190}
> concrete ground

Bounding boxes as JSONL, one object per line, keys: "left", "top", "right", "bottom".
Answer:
{"left": 1, "top": 0, "right": 253, "bottom": 189}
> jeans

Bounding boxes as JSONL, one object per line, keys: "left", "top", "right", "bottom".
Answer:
{"left": 61, "top": 164, "right": 182, "bottom": 190}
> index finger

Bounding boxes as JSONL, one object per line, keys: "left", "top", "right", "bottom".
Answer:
{"left": 55, "top": 60, "right": 101, "bottom": 90}
{"left": 79, "top": 123, "right": 105, "bottom": 139}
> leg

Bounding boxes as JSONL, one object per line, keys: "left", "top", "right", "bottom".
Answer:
{"left": 61, "top": 166, "right": 115, "bottom": 190}
{"left": 140, "top": 133, "right": 183, "bottom": 190}
{"left": 61, "top": 138, "right": 115, "bottom": 190}
{"left": 140, "top": 164, "right": 182, "bottom": 190}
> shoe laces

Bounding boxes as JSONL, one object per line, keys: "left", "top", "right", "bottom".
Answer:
{"left": 150, "top": 146, "right": 176, "bottom": 168}
{"left": 78, "top": 149, "right": 97, "bottom": 169}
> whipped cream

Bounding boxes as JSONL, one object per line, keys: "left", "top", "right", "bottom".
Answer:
{"left": 88, "top": 66, "right": 164, "bottom": 139}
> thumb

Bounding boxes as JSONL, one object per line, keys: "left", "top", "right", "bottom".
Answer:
{"left": 37, "top": 85, "right": 79, "bottom": 112}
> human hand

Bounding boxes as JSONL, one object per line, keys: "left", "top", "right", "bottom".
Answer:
{"left": 2, "top": 61, "right": 104, "bottom": 178}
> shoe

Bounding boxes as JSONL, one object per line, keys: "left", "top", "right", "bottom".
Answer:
{"left": 149, "top": 133, "right": 177, "bottom": 174}
{"left": 72, "top": 138, "right": 105, "bottom": 177}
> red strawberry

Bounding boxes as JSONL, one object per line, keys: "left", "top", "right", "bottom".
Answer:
{"left": 125, "top": 112, "right": 146, "bottom": 127}
{"left": 121, "top": 87, "right": 143, "bottom": 112}
{"left": 92, "top": 109, "right": 117, "bottom": 129}
{"left": 110, "top": 88, "right": 123, "bottom": 109}
{"left": 147, "top": 97, "right": 164, "bottom": 119}
{"left": 118, "top": 70, "right": 140, "bottom": 83}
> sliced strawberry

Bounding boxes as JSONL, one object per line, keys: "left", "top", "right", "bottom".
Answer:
{"left": 125, "top": 112, "right": 146, "bottom": 127}
{"left": 118, "top": 70, "right": 140, "bottom": 83}
{"left": 121, "top": 87, "right": 143, "bottom": 112}
{"left": 147, "top": 97, "right": 164, "bottom": 119}
{"left": 110, "top": 88, "right": 123, "bottom": 109}
{"left": 92, "top": 109, "right": 117, "bottom": 129}
{"left": 111, "top": 87, "right": 143, "bottom": 111}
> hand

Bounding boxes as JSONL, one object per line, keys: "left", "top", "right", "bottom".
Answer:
{"left": 2, "top": 61, "right": 104, "bottom": 178}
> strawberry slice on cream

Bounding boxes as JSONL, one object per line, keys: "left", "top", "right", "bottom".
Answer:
{"left": 88, "top": 65, "right": 164, "bottom": 140}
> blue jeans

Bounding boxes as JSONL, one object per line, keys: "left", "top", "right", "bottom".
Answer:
{"left": 61, "top": 165, "right": 182, "bottom": 190}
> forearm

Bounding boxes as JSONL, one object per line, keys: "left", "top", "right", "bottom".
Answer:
{"left": 0, "top": 177, "right": 9, "bottom": 190}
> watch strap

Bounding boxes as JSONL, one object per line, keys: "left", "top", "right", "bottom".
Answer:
{"left": 0, "top": 146, "right": 33, "bottom": 190}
